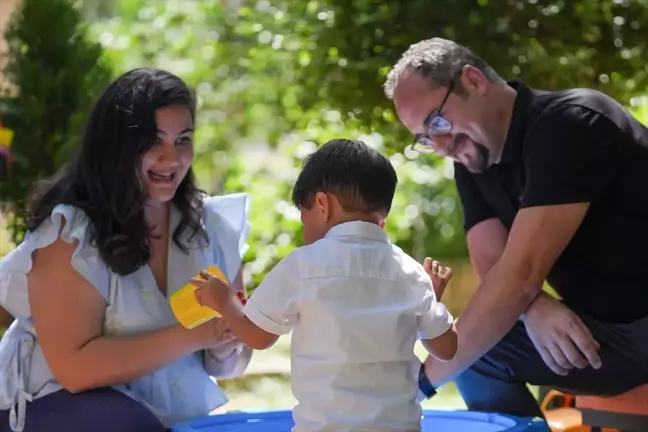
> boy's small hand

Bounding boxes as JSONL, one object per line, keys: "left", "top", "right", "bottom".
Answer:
{"left": 191, "top": 270, "right": 234, "bottom": 313}
{"left": 423, "top": 257, "right": 452, "bottom": 301}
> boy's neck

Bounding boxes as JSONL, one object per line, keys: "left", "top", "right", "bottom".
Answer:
{"left": 329, "top": 211, "right": 385, "bottom": 229}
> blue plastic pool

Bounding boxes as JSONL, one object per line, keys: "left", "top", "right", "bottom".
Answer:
{"left": 171, "top": 409, "right": 548, "bottom": 431}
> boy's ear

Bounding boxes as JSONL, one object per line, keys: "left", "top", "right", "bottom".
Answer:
{"left": 379, "top": 220, "right": 386, "bottom": 229}
{"left": 315, "top": 192, "right": 330, "bottom": 221}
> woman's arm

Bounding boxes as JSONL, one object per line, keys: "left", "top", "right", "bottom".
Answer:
{"left": 28, "top": 236, "right": 208, "bottom": 393}
{"left": 203, "top": 270, "right": 253, "bottom": 378}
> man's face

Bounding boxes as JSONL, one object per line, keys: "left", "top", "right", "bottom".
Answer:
{"left": 393, "top": 68, "right": 499, "bottom": 173}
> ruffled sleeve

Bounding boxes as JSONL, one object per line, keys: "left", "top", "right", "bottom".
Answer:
{"left": 0, "top": 205, "right": 111, "bottom": 322}
{"left": 202, "top": 193, "right": 251, "bottom": 282}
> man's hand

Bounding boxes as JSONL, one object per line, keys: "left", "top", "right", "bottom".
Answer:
{"left": 522, "top": 293, "right": 602, "bottom": 375}
{"left": 421, "top": 203, "right": 590, "bottom": 387}
{"left": 423, "top": 257, "right": 452, "bottom": 300}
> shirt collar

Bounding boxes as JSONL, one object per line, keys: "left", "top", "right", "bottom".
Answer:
{"left": 500, "top": 79, "right": 535, "bottom": 164}
{"left": 325, "top": 221, "right": 390, "bottom": 244}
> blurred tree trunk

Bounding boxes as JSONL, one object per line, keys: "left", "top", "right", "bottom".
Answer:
{"left": 0, "top": 305, "right": 12, "bottom": 328}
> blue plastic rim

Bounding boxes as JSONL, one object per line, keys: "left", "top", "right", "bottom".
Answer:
{"left": 171, "top": 409, "right": 548, "bottom": 432}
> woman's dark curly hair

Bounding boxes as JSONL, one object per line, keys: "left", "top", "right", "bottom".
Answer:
{"left": 24, "top": 68, "right": 208, "bottom": 275}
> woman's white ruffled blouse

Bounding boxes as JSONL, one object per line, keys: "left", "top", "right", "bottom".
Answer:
{"left": 0, "top": 193, "right": 251, "bottom": 431}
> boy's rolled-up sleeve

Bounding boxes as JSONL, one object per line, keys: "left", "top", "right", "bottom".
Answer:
{"left": 417, "top": 300, "right": 453, "bottom": 340}
{"left": 243, "top": 251, "right": 301, "bottom": 336}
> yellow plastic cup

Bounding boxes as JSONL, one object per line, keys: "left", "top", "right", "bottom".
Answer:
{"left": 0, "top": 128, "right": 14, "bottom": 148}
{"left": 170, "top": 264, "right": 229, "bottom": 329}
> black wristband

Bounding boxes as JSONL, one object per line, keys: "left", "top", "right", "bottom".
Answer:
{"left": 418, "top": 362, "right": 437, "bottom": 399}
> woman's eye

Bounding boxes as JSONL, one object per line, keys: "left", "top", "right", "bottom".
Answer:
{"left": 176, "top": 137, "right": 193, "bottom": 146}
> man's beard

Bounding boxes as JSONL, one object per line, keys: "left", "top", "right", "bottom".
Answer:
{"left": 452, "top": 134, "right": 491, "bottom": 173}
{"left": 472, "top": 142, "right": 491, "bottom": 173}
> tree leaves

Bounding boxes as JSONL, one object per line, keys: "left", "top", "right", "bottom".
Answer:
{"left": 0, "top": 0, "right": 112, "bottom": 244}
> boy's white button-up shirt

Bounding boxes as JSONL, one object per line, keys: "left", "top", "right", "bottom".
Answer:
{"left": 244, "top": 221, "right": 453, "bottom": 432}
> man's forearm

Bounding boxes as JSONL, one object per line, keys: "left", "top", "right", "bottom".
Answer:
{"left": 424, "top": 260, "right": 540, "bottom": 387}
{"left": 424, "top": 202, "right": 586, "bottom": 388}
{"left": 523, "top": 290, "right": 556, "bottom": 315}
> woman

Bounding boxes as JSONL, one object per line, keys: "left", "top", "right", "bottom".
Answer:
{"left": 0, "top": 68, "right": 252, "bottom": 431}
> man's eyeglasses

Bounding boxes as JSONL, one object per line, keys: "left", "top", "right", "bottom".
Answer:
{"left": 408, "top": 80, "right": 455, "bottom": 155}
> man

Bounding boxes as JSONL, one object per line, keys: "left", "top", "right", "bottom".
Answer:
{"left": 384, "top": 37, "right": 648, "bottom": 418}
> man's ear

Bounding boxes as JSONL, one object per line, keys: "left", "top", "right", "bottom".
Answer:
{"left": 461, "top": 64, "right": 489, "bottom": 96}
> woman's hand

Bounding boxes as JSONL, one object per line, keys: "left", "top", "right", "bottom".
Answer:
{"left": 206, "top": 319, "right": 244, "bottom": 360}
{"left": 202, "top": 318, "right": 252, "bottom": 379}
{"left": 189, "top": 317, "right": 239, "bottom": 352}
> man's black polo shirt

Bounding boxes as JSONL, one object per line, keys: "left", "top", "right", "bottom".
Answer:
{"left": 454, "top": 80, "right": 648, "bottom": 323}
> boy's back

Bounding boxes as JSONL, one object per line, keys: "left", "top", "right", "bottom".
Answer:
{"left": 244, "top": 221, "right": 453, "bottom": 432}
{"left": 192, "top": 139, "right": 456, "bottom": 432}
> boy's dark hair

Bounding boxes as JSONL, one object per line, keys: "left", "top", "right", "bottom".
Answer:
{"left": 292, "top": 139, "right": 397, "bottom": 215}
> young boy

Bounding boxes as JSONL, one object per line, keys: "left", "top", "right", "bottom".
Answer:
{"left": 191, "top": 139, "right": 457, "bottom": 432}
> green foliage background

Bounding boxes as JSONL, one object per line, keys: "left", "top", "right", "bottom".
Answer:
{"left": 3, "top": 0, "right": 648, "bottom": 293}
{"left": 86, "top": 0, "right": 470, "bottom": 289}
{"left": 0, "top": 0, "right": 112, "bottom": 244}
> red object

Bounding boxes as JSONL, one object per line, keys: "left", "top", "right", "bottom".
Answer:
{"left": 235, "top": 290, "right": 248, "bottom": 305}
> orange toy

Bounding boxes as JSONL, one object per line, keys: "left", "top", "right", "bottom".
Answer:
{"left": 542, "top": 386, "right": 648, "bottom": 432}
